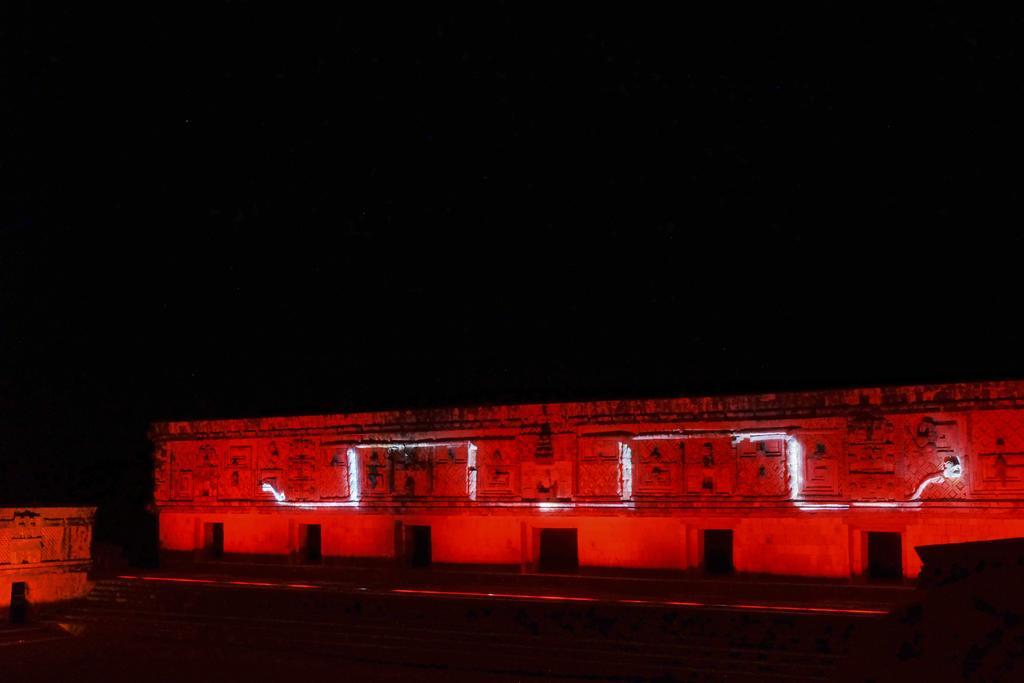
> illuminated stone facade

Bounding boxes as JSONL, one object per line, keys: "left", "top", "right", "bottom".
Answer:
{"left": 151, "top": 381, "right": 1024, "bottom": 579}
{"left": 1, "top": 507, "right": 95, "bottom": 615}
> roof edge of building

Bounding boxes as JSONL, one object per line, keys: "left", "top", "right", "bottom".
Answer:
{"left": 148, "top": 378, "right": 1024, "bottom": 441}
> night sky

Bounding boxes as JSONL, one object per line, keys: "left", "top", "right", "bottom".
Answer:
{"left": 2, "top": 5, "right": 1022, "bottom": 557}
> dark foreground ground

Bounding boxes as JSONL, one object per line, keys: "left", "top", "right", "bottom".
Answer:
{"left": 0, "top": 566, "right": 911, "bottom": 682}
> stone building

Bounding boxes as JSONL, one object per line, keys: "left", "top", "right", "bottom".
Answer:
{"left": 1, "top": 507, "right": 95, "bottom": 618}
{"left": 151, "top": 381, "right": 1024, "bottom": 579}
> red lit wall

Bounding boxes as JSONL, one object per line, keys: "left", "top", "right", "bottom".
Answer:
{"left": 151, "top": 381, "right": 1024, "bottom": 579}
{"left": 1, "top": 507, "right": 95, "bottom": 613}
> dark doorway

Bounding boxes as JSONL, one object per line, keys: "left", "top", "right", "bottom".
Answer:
{"left": 703, "top": 529, "right": 734, "bottom": 575}
{"left": 203, "top": 522, "right": 224, "bottom": 559}
{"left": 407, "top": 525, "right": 431, "bottom": 567}
{"left": 867, "top": 531, "right": 902, "bottom": 580}
{"left": 300, "top": 524, "right": 322, "bottom": 563}
{"left": 9, "top": 582, "right": 27, "bottom": 624}
{"left": 538, "top": 528, "right": 579, "bottom": 572}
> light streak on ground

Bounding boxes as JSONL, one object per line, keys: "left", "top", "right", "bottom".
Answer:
{"left": 112, "top": 576, "right": 889, "bottom": 615}
{"left": 226, "top": 580, "right": 275, "bottom": 587}
{"left": 116, "top": 575, "right": 315, "bottom": 589}
{"left": 389, "top": 588, "right": 889, "bottom": 615}
{"left": 392, "top": 588, "right": 598, "bottom": 602}
{"left": 725, "top": 602, "right": 888, "bottom": 615}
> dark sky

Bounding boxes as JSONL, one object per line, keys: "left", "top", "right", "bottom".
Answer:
{"left": 2, "top": 4, "right": 1022, "bottom": 549}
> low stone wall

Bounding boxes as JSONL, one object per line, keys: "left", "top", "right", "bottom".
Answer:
{"left": 0, "top": 507, "right": 96, "bottom": 613}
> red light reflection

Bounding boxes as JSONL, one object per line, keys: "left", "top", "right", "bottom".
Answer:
{"left": 390, "top": 587, "right": 887, "bottom": 615}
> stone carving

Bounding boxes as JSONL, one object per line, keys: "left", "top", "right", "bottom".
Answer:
{"left": 259, "top": 469, "right": 283, "bottom": 500}
{"left": 1, "top": 508, "right": 95, "bottom": 608}
{"left": 391, "top": 447, "right": 433, "bottom": 498}
{"left": 227, "top": 445, "right": 252, "bottom": 468}
{"left": 259, "top": 440, "right": 283, "bottom": 470}
{"left": 685, "top": 439, "right": 734, "bottom": 495}
{"left": 847, "top": 415, "right": 898, "bottom": 473}
{"left": 910, "top": 456, "right": 963, "bottom": 500}
{"left": 801, "top": 434, "right": 842, "bottom": 497}
{"left": 199, "top": 444, "right": 218, "bottom": 467}
{"left": 432, "top": 445, "right": 470, "bottom": 498}
{"left": 847, "top": 415, "right": 900, "bottom": 500}
{"left": 475, "top": 440, "right": 517, "bottom": 497}
{"left": 41, "top": 525, "right": 66, "bottom": 562}
{"left": 221, "top": 468, "right": 254, "bottom": 500}
{"left": 978, "top": 452, "right": 1024, "bottom": 492}
{"left": 166, "top": 443, "right": 195, "bottom": 501}
{"left": 577, "top": 438, "right": 622, "bottom": 498}
{"left": 195, "top": 444, "right": 218, "bottom": 499}
{"left": 903, "top": 416, "right": 965, "bottom": 500}
{"left": 10, "top": 534, "right": 44, "bottom": 564}
{"left": 735, "top": 437, "right": 788, "bottom": 497}
{"left": 150, "top": 398, "right": 1024, "bottom": 506}
{"left": 534, "top": 423, "right": 554, "bottom": 458}
{"left": 633, "top": 441, "right": 684, "bottom": 496}
{"left": 10, "top": 511, "right": 44, "bottom": 564}
{"left": 362, "top": 450, "right": 392, "bottom": 495}
{"left": 847, "top": 473, "right": 899, "bottom": 500}
{"left": 521, "top": 461, "right": 573, "bottom": 500}
{"left": 221, "top": 445, "right": 254, "bottom": 499}
{"left": 2, "top": 509, "right": 92, "bottom": 565}
{"left": 172, "top": 470, "right": 193, "bottom": 501}
{"left": 154, "top": 445, "right": 171, "bottom": 502}
{"left": 286, "top": 438, "right": 318, "bottom": 501}
{"left": 909, "top": 417, "right": 958, "bottom": 453}
{"left": 737, "top": 438, "right": 782, "bottom": 497}
{"left": 68, "top": 521, "right": 92, "bottom": 560}
{"left": 318, "top": 447, "right": 350, "bottom": 499}
{"left": 970, "top": 409, "right": 1024, "bottom": 495}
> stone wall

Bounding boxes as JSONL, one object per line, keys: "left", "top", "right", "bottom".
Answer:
{"left": 0, "top": 507, "right": 95, "bottom": 612}
{"left": 151, "top": 381, "right": 1024, "bottom": 578}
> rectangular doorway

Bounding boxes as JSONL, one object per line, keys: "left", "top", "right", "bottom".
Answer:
{"left": 299, "top": 524, "right": 322, "bottom": 564}
{"left": 867, "top": 531, "right": 902, "bottom": 580}
{"left": 406, "top": 525, "right": 431, "bottom": 567}
{"left": 538, "top": 528, "right": 579, "bottom": 572}
{"left": 203, "top": 522, "right": 224, "bottom": 559}
{"left": 9, "top": 582, "right": 27, "bottom": 624}
{"left": 703, "top": 529, "right": 734, "bottom": 575}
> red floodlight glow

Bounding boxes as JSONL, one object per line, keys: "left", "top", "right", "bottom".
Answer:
{"left": 725, "top": 602, "right": 888, "bottom": 615}
{"left": 391, "top": 588, "right": 598, "bottom": 602}
{"left": 227, "top": 580, "right": 276, "bottom": 587}
{"left": 390, "top": 587, "right": 887, "bottom": 615}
